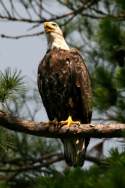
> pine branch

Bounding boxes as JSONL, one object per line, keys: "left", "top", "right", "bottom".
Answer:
{"left": 0, "top": 153, "right": 103, "bottom": 173}
{"left": 0, "top": 111, "right": 125, "bottom": 138}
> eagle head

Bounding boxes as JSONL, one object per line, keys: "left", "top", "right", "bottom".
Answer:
{"left": 44, "top": 21, "right": 69, "bottom": 50}
{"left": 44, "top": 21, "right": 63, "bottom": 36}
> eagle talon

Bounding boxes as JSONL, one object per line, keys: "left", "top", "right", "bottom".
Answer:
{"left": 60, "top": 116, "right": 80, "bottom": 127}
{"left": 90, "top": 123, "right": 95, "bottom": 127}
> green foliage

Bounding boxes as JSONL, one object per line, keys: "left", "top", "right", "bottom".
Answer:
{"left": 0, "top": 128, "right": 15, "bottom": 153}
{"left": 0, "top": 68, "right": 28, "bottom": 159}
{"left": 97, "top": 18, "right": 124, "bottom": 65}
{"left": 0, "top": 70, "right": 61, "bottom": 185}
{"left": 113, "top": 0, "right": 125, "bottom": 10}
{"left": 114, "top": 67, "right": 125, "bottom": 88}
{"left": 34, "top": 150, "right": 125, "bottom": 188}
{"left": 0, "top": 182, "right": 7, "bottom": 188}
{"left": 2, "top": 149, "right": 125, "bottom": 188}
{"left": 93, "top": 66, "right": 117, "bottom": 111}
{"left": 0, "top": 68, "right": 26, "bottom": 103}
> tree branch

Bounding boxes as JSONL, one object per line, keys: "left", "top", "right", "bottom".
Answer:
{"left": 0, "top": 111, "right": 125, "bottom": 138}
{"left": 0, "top": 153, "right": 103, "bottom": 173}
{"left": 1, "top": 31, "right": 44, "bottom": 39}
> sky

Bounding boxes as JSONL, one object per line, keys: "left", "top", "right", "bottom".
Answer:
{"left": 0, "top": 0, "right": 67, "bottom": 77}
{"left": 0, "top": 22, "right": 46, "bottom": 79}
{"left": 0, "top": 21, "right": 49, "bottom": 121}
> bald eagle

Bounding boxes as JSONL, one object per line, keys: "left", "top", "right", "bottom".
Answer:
{"left": 37, "top": 21, "right": 92, "bottom": 167}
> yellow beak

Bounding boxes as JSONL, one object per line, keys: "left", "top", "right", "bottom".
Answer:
{"left": 44, "top": 22, "right": 54, "bottom": 32}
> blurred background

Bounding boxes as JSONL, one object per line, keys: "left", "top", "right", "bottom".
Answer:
{"left": 0, "top": 0, "right": 125, "bottom": 187}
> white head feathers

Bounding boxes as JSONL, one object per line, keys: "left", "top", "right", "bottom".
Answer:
{"left": 44, "top": 21, "right": 70, "bottom": 50}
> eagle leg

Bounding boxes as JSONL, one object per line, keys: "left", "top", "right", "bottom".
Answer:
{"left": 60, "top": 115, "right": 80, "bottom": 127}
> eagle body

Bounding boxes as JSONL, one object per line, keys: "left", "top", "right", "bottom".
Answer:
{"left": 38, "top": 48, "right": 92, "bottom": 166}
{"left": 38, "top": 21, "right": 92, "bottom": 166}
{"left": 38, "top": 48, "right": 92, "bottom": 123}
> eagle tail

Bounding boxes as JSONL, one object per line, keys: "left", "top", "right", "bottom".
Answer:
{"left": 62, "top": 138, "right": 87, "bottom": 167}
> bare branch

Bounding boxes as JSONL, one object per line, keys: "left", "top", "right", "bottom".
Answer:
{"left": 0, "top": 111, "right": 125, "bottom": 139}
{"left": 0, "top": 1, "right": 11, "bottom": 17}
{"left": 0, "top": 3, "right": 96, "bottom": 24}
{"left": 20, "top": 0, "right": 32, "bottom": 19}
{"left": 0, "top": 31, "right": 44, "bottom": 39}
{"left": 0, "top": 14, "right": 42, "bottom": 23}
{"left": 0, "top": 1, "right": 124, "bottom": 26}
{"left": 0, "top": 154, "right": 63, "bottom": 173}
{"left": 0, "top": 152, "right": 103, "bottom": 174}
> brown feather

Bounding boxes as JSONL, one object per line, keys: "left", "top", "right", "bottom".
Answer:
{"left": 37, "top": 47, "right": 92, "bottom": 166}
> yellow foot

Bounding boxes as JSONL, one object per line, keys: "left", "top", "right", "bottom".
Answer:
{"left": 60, "top": 115, "right": 80, "bottom": 127}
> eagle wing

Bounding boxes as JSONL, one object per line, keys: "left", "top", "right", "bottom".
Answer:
{"left": 70, "top": 48, "right": 92, "bottom": 123}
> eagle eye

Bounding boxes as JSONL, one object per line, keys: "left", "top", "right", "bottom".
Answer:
{"left": 52, "top": 23, "right": 57, "bottom": 27}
